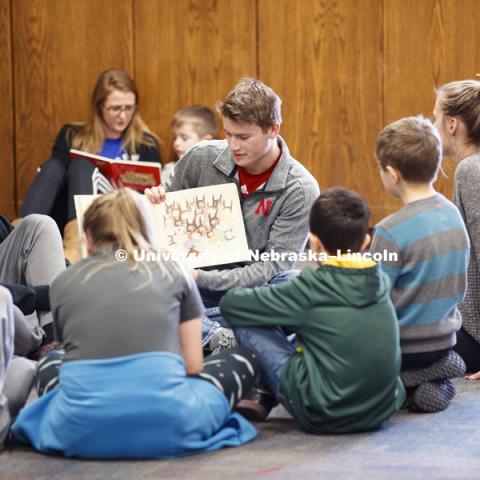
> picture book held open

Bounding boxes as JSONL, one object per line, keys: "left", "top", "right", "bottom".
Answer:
{"left": 74, "top": 183, "right": 250, "bottom": 269}
{"left": 69, "top": 149, "right": 161, "bottom": 192}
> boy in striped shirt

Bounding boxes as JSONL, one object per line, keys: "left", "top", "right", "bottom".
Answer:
{"left": 371, "top": 116, "right": 469, "bottom": 412}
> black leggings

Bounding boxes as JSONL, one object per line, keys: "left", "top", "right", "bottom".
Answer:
{"left": 21, "top": 157, "right": 97, "bottom": 227}
{"left": 401, "top": 348, "right": 451, "bottom": 370}
{"left": 454, "top": 327, "right": 480, "bottom": 373}
{"left": 198, "top": 347, "right": 259, "bottom": 407}
{"left": 35, "top": 346, "right": 259, "bottom": 408}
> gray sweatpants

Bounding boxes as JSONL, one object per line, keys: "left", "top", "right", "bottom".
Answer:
{"left": 0, "top": 214, "right": 65, "bottom": 329}
{"left": 0, "top": 287, "right": 35, "bottom": 449}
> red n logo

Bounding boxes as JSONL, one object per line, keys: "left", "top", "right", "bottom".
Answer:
{"left": 255, "top": 199, "right": 273, "bottom": 216}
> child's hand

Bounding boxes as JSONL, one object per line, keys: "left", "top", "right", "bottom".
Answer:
{"left": 144, "top": 185, "right": 166, "bottom": 204}
{"left": 465, "top": 370, "right": 480, "bottom": 380}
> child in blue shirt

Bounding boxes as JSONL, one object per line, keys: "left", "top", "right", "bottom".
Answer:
{"left": 371, "top": 115, "right": 470, "bottom": 412}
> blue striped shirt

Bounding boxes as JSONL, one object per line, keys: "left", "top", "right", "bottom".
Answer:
{"left": 371, "top": 193, "right": 469, "bottom": 354}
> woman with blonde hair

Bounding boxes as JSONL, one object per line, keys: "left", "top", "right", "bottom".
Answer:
{"left": 433, "top": 79, "right": 480, "bottom": 379}
{"left": 20, "top": 69, "right": 161, "bottom": 262}
{"left": 11, "top": 188, "right": 258, "bottom": 459}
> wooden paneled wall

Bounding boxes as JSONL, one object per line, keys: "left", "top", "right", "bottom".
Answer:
{"left": 259, "top": 0, "right": 387, "bottom": 220}
{"left": 384, "top": 0, "right": 480, "bottom": 210}
{"left": 11, "top": 0, "right": 134, "bottom": 216}
{"left": 0, "top": 0, "right": 14, "bottom": 217}
{"left": 2, "top": 0, "right": 480, "bottom": 223}
{"left": 134, "top": 0, "right": 257, "bottom": 163}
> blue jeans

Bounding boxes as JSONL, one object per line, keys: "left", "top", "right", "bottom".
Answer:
{"left": 199, "top": 270, "right": 300, "bottom": 347}
{"left": 200, "top": 307, "right": 228, "bottom": 347}
{"left": 234, "top": 325, "right": 296, "bottom": 412}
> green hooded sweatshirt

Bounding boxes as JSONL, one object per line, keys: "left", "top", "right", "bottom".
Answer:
{"left": 220, "top": 258, "right": 406, "bottom": 434}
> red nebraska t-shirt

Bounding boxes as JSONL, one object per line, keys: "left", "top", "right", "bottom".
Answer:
{"left": 237, "top": 150, "right": 281, "bottom": 199}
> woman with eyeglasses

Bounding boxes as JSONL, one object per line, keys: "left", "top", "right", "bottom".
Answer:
{"left": 20, "top": 69, "right": 161, "bottom": 262}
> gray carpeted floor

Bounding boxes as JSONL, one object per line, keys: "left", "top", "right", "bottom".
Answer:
{"left": 2, "top": 378, "right": 479, "bottom": 480}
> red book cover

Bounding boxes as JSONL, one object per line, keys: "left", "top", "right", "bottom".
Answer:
{"left": 69, "top": 149, "right": 161, "bottom": 192}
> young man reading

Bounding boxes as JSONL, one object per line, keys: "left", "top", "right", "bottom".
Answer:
{"left": 146, "top": 78, "right": 319, "bottom": 349}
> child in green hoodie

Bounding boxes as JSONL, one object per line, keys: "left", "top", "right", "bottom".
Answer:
{"left": 220, "top": 187, "right": 406, "bottom": 433}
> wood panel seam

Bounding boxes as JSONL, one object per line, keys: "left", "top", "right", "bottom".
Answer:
{"left": 9, "top": 0, "right": 17, "bottom": 216}
{"left": 255, "top": 0, "right": 259, "bottom": 78}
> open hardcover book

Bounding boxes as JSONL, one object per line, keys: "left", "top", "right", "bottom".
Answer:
{"left": 74, "top": 184, "right": 251, "bottom": 269}
{"left": 69, "top": 149, "right": 161, "bottom": 192}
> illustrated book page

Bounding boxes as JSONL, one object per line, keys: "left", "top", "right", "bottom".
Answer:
{"left": 74, "top": 183, "right": 250, "bottom": 269}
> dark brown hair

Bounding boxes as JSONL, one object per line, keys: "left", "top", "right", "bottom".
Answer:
{"left": 309, "top": 187, "right": 370, "bottom": 254}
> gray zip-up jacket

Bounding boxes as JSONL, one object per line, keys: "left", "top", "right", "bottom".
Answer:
{"left": 167, "top": 137, "right": 320, "bottom": 291}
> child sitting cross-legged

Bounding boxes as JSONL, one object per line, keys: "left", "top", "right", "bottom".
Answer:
{"left": 10, "top": 188, "right": 259, "bottom": 459}
{"left": 370, "top": 116, "right": 470, "bottom": 412}
{"left": 220, "top": 187, "right": 406, "bottom": 433}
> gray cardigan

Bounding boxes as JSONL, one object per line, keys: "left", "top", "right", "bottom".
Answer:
{"left": 454, "top": 153, "right": 480, "bottom": 343}
{"left": 167, "top": 137, "right": 320, "bottom": 291}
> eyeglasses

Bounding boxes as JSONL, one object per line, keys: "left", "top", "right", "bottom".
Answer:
{"left": 103, "top": 105, "right": 137, "bottom": 115}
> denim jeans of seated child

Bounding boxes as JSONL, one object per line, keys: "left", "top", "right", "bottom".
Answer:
{"left": 233, "top": 325, "right": 297, "bottom": 414}
{"left": 199, "top": 270, "right": 300, "bottom": 348}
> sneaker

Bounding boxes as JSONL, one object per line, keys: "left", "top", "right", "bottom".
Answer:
{"left": 235, "top": 387, "right": 278, "bottom": 422}
{"left": 208, "top": 327, "right": 236, "bottom": 353}
{"left": 401, "top": 350, "right": 466, "bottom": 387}
{"left": 412, "top": 379, "right": 456, "bottom": 413}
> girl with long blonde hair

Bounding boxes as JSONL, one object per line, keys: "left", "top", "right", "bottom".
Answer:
{"left": 12, "top": 188, "right": 259, "bottom": 459}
